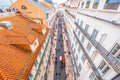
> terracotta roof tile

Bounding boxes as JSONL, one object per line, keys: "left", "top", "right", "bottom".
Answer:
{"left": 0, "top": 15, "right": 49, "bottom": 79}
{"left": 11, "top": 0, "right": 46, "bottom": 24}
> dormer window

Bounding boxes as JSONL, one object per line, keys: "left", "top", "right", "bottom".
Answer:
{"left": 33, "top": 41, "right": 37, "bottom": 47}
{"left": 30, "top": 38, "right": 39, "bottom": 53}
{"left": 21, "top": 5, "right": 27, "bottom": 10}
{"left": 42, "top": 28, "right": 46, "bottom": 34}
{"left": 0, "top": 21, "right": 13, "bottom": 29}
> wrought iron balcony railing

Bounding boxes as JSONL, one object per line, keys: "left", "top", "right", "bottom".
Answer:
{"left": 73, "top": 30, "right": 102, "bottom": 80}
{"left": 74, "top": 22, "right": 120, "bottom": 73}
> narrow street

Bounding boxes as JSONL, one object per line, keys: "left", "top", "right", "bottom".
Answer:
{"left": 47, "top": 12, "right": 73, "bottom": 80}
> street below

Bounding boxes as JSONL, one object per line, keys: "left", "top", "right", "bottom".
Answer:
{"left": 47, "top": 13, "right": 73, "bottom": 80}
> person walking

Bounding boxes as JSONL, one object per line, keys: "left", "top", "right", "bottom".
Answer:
{"left": 56, "top": 73, "right": 58, "bottom": 76}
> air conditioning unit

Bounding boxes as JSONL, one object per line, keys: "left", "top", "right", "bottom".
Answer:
{"left": 0, "top": 21, "right": 13, "bottom": 29}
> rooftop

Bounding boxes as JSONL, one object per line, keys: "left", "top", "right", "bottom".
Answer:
{"left": 0, "top": 15, "right": 49, "bottom": 79}
{"left": 11, "top": 0, "right": 46, "bottom": 22}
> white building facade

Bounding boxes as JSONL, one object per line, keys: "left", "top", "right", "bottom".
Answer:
{"left": 64, "top": 0, "right": 120, "bottom": 80}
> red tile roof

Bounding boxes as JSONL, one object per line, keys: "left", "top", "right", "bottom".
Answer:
{"left": 0, "top": 15, "right": 49, "bottom": 79}
{"left": 11, "top": 0, "right": 46, "bottom": 24}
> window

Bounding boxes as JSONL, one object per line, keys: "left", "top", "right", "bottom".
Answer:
{"left": 92, "top": 0, "right": 100, "bottom": 9}
{"left": 21, "top": 5, "right": 27, "bottom": 10}
{"left": 76, "top": 27, "right": 77, "bottom": 32}
{"left": 34, "top": 60, "right": 38, "bottom": 67}
{"left": 89, "top": 72, "right": 97, "bottom": 80}
{"left": 80, "top": 21, "right": 83, "bottom": 27}
{"left": 33, "top": 41, "right": 37, "bottom": 47}
{"left": 84, "top": 24, "right": 89, "bottom": 33}
{"left": 81, "top": 36, "right": 85, "bottom": 44}
{"left": 74, "top": 35, "right": 76, "bottom": 40}
{"left": 78, "top": 30, "right": 80, "bottom": 36}
{"left": 81, "top": 2, "right": 84, "bottom": 8}
{"left": 111, "top": 43, "right": 120, "bottom": 60}
{"left": 73, "top": 48, "right": 75, "bottom": 53}
{"left": 75, "top": 40, "right": 77, "bottom": 46}
{"left": 0, "top": 9, "right": 3, "bottom": 13}
{"left": 78, "top": 63, "right": 82, "bottom": 72}
{"left": 37, "top": 70, "right": 40, "bottom": 75}
{"left": 39, "top": 51, "right": 42, "bottom": 57}
{"left": 77, "top": 18, "right": 79, "bottom": 23}
{"left": 78, "top": 47, "right": 81, "bottom": 53}
{"left": 86, "top": 1, "right": 90, "bottom": 8}
{"left": 91, "top": 29, "right": 98, "bottom": 40}
{"left": 104, "top": 0, "right": 120, "bottom": 10}
{"left": 86, "top": 43, "right": 92, "bottom": 52}
{"left": 76, "top": 55, "right": 78, "bottom": 61}
{"left": 71, "top": 44, "right": 74, "bottom": 50}
{"left": 81, "top": 54, "right": 86, "bottom": 63}
{"left": 98, "top": 61, "right": 110, "bottom": 76}
{"left": 28, "top": 73, "right": 33, "bottom": 80}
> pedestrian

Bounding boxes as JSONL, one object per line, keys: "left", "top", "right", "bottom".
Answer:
{"left": 69, "top": 52, "right": 70, "bottom": 55}
{"left": 55, "top": 61, "right": 57, "bottom": 64}
{"left": 58, "top": 49, "right": 60, "bottom": 51}
{"left": 65, "top": 74, "right": 67, "bottom": 78}
{"left": 56, "top": 73, "right": 58, "bottom": 76}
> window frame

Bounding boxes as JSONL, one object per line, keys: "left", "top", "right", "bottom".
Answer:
{"left": 89, "top": 72, "right": 97, "bottom": 80}
{"left": 84, "top": 24, "right": 89, "bottom": 33}
{"left": 91, "top": 29, "right": 98, "bottom": 40}
{"left": 81, "top": 36, "right": 85, "bottom": 44}
{"left": 111, "top": 43, "right": 120, "bottom": 61}
{"left": 86, "top": 43, "right": 92, "bottom": 52}
{"left": 98, "top": 60, "right": 110, "bottom": 76}
{"left": 81, "top": 54, "right": 86, "bottom": 64}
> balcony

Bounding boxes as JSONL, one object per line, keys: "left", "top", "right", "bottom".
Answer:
{"left": 77, "top": 9, "right": 120, "bottom": 25}
{"left": 73, "top": 30, "right": 102, "bottom": 80}
{"left": 74, "top": 22, "right": 120, "bottom": 73}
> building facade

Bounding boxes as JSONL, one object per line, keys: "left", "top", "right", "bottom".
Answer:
{"left": 64, "top": 0, "right": 120, "bottom": 80}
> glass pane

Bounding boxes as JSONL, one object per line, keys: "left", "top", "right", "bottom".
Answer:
{"left": 104, "top": 0, "right": 120, "bottom": 10}
{"left": 92, "top": 0, "right": 100, "bottom": 9}
{"left": 99, "top": 61, "right": 106, "bottom": 70}
{"left": 81, "top": 2, "right": 84, "bottom": 8}
{"left": 86, "top": 1, "right": 90, "bottom": 8}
